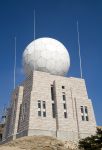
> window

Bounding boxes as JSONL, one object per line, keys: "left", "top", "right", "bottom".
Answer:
{"left": 43, "top": 111, "right": 46, "bottom": 117}
{"left": 62, "top": 92, "right": 67, "bottom": 118}
{"left": 43, "top": 101, "right": 46, "bottom": 117}
{"left": 63, "top": 103, "right": 66, "bottom": 109}
{"left": 51, "top": 84, "right": 57, "bottom": 118}
{"left": 64, "top": 112, "right": 67, "bottom": 118}
{"left": 52, "top": 103, "right": 56, "bottom": 118}
{"left": 62, "top": 94, "right": 66, "bottom": 101}
{"left": 86, "top": 116, "right": 89, "bottom": 121}
{"left": 38, "top": 100, "right": 41, "bottom": 117}
{"left": 51, "top": 85, "right": 54, "bottom": 100}
{"left": 43, "top": 101, "right": 46, "bottom": 109}
{"left": 85, "top": 106, "right": 89, "bottom": 121}
{"left": 80, "top": 106, "right": 89, "bottom": 121}
{"left": 80, "top": 106, "right": 84, "bottom": 121}
{"left": 81, "top": 106, "right": 84, "bottom": 113}
{"left": 85, "top": 106, "right": 88, "bottom": 113}
{"left": 62, "top": 86, "right": 65, "bottom": 89}
{"left": 82, "top": 115, "right": 84, "bottom": 121}
{"left": 38, "top": 100, "right": 41, "bottom": 108}
{"left": 38, "top": 111, "right": 41, "bottom": 116}
{"left": 2, "top": 115, "right": 6, "bottom": 119}
{"left": 37, "top": 101, "right": 47, "bottom": 117}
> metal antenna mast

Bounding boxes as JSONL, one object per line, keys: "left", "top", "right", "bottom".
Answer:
{"left": 33, "top": 9, "right": 35, "bottom": 41}
{"left": 33, "top": 10, "right": 35, "bottom": 71}
{"left": 77, "top": 21, "right": 83, "bottom": 78}
{"left": 14, "top": 37, "right": 16, "bottom": 89}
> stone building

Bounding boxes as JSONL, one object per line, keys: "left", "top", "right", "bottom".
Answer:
{"left": 2, "top": 38, "right": 96, "bottom": 142}
{"left": 3, "top": 71, "right": 96, "bottom": 142}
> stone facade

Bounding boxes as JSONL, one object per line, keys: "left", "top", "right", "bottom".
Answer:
{"left": 2, "top": 71, "right": 96, "bottom": 142}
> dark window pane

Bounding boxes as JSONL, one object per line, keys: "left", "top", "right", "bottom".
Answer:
{"left": 52, "top": 103, "right": 56, "bottom": 118}
{"left": 2, "top": 116, "right": 6, "bottom": 119}
{"left": 63, "top": 103, "right": 66, "bottom": 109}
{"left": 43, "top": 111, "right": 46, "bottom": 117}
{"left": 63, "top": 95, "right": 66, "bottom": 101}
{"left": 51, "top": 85, "right": 54, "bottom": 100}
{"left": 38, "top": 101, "right": 41, "bottom": 108}
{"left": 38, "top": 111, "right": 41, "bottom": 116}
{"left": 85, "top": 106, "right": 88, "bottom": 114}
{"left": 82, "top": 115, "right": 84, "bottom": 121}
{"left": 81, "top": 106, "right": 84, "bottom": 113}
{"left": 43, "top": 101, "right": 46, "bottom": 109}
{"left": 86, "top": 116, "right": 89, "bottom": 121}
{"left": 64, "top": 112, "right": 67, "bottom": 118}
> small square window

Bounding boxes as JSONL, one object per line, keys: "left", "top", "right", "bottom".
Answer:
{"left": 64, "top": 112, "right": 67, "bottom": 118}
{"left": 43, "top": 111, "right": 46, "bottom": 117}
{"left": 62, "top": 86, "right": 65, "bottom": 89}
{"left": 38, "top": 111, "right": 41, "bottom": 116}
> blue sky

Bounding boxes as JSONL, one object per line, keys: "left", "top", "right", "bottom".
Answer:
{"left": 0, "top": 0, "right": 102, "bottom": 125}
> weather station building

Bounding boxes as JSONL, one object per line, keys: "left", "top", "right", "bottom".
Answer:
{"left": 2, "top": 37, "right": 96, "bottom": 142}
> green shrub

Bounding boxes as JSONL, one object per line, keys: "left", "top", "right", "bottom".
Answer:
{"left": 79, "top": 128, "right": 102, "bottom": 150}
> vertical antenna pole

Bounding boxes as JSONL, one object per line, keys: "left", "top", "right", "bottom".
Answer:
{"left": 14, "top": 37, "right": 16, "bottom": 89}
{"left": 77, "top": 21, "right": 83, "bottom": 78}
{"left": 33, "top": 10, "right": 35, "bottom": 71}
{"left": 33, "top": 9, "right": 35, "bottom": 41}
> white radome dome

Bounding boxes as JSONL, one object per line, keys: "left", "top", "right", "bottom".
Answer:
{"left": 23, "top": 37, "right": 70, "bottom": 76}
